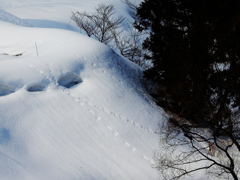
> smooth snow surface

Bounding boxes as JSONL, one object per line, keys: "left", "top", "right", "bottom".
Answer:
{"left": 0, "top": 1, "right": 165, "bottom": 179}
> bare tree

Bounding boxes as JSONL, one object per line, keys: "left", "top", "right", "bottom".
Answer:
{"left": 71, "top": 3, "right": 151, "bottom": 69}
{"left": 71, "top": 4, "right": 124, "bottom": 45}
{"left": 122, "top": 0, "right": 138, "bottom": 11}
{"left": 71, "top": 12, "right": 96, "bottom": 37}
{"left": 155, "top": 110, "right": 240, "bottom": 180}
{"left": 113, "top": 27, "right": 151, "bottom": 69}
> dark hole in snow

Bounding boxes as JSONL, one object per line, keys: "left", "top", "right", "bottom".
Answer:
{"left": 0, "top": 84, "right": 15, "bottom": 96}
{"left": 58, "top": 73, "right": 82, "bottom": 88}
{"left": 14, "top": 53, "right": 23, "bottom": 56}
{"left": 27, "top": 84, "right": 46, "bottom": 92}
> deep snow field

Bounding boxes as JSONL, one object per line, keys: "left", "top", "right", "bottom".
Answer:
{"left": 0, "top": 0, "right": 207, "bottom": 180}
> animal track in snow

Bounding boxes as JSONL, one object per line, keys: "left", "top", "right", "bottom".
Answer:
{"left": 27, "top": 84, "right": 46, "bottom": 92}
{"left": 106, "top": 125, "right": 112, "bottom": 131}
{"left": 89, "top": 109, "right": 95, "bottom": 115}
{"left": 26, "top": 62, "right": 157, "bottom": 146}
{"left": 142, "top": 156, "right": 149, "bottom": 161}
{"left": 106, "top": 125, "right": 119, "bottom": 136}
{"left": 30, "top": 67, "right": 153, "bottom": 159}
{"left": 25, "top": 63, "right": 53, "bottom": 84}
{"left": 96, "top": 116, "right": 101, "bottom": 121}
{"left": 58, "top": 73, "right": 82, "bottom": 88}
{"left": 141, "top": 155, "right": 154, "bottom": 164}
{"left": 47, "top": 68, "right": 58, "bottom": 84}
{"left": 0, "top": 84, "right": 16, "bottom": 96}
{"left": 21, "top": 62, "right": 159, "bottom": 164}
{"left": 112, "top": 131, "right": 119, "bottom": 136}
{"left": 83, "top": 100, "right": 157, "bottom": 135}
{"left": 124, "top": 141, "right": 137, "bottom": 151}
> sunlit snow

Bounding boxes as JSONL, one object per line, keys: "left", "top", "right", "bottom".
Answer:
{"left": 0, "top": 0, "right": 202, "bottom": 180}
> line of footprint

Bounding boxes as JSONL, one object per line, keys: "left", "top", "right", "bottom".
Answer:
{"left": 0, "top": 62, "right": 50, "bottom": 96}
{"left": 21, "top": 61, "right": 156, "bottom": 165}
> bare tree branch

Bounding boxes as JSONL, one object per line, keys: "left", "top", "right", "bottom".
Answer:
{"left": 155, "top": 114, "right": 240, "bottom": 180}
{"left": 71, "top": 4, "right": 124, "bottom": 45}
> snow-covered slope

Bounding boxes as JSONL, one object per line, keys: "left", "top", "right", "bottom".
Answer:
{"left": 0, "top": 0, "right": 137, "bottom": 32}
{"left": 0, "top": 9, "right": 32, "bottom": 27}
{"left": 0, "top": 1, "right": 165, "bottom": 178}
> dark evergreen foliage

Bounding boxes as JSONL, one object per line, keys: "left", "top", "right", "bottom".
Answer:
{"left": 136, "top": 0, "right": 240, "bottom": 129}
{"left": 136, "top": 0, "right": 240, "bottom": 179}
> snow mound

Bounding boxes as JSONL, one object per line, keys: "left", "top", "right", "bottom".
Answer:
{"left": 0, "top": 21, "right": 162, "bottom": 180}
{"left": 0, "top": 9, "right": 32, "bottom": 27}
